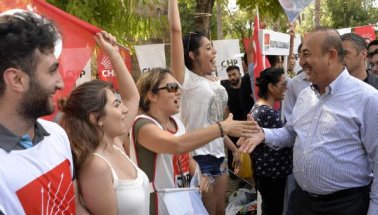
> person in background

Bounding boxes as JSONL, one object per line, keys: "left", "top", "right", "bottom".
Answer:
{"left": 239, "top": 27, "right": 378, "bottom": 215}
{"left": 282, "top": 43, "right": 310, "bottom": 215}
{"left": 369, "top": 49, "right": 378, "bottom": 76}
{"left": 59, "top": 31, "right": 150, "bottom": 215}
{"left": 132, "top": 67, "right": 255, "bottom": 215}
{"left": 367, "top": 39, "right": 378, "bottom": 72}
{"left": 250, "top": 67, "right": 292, "bottom": 215}
{"left": 221, "top": 65, "right": 246, "bottom": 179}
{"left": 239, "top": 53, "right": 255, "bottom": 117}
{"left": 282, "top": 44, "right": 311, "bottom": 121}
{"left": 341, "top": 33, "right": 378, "bottom": 89}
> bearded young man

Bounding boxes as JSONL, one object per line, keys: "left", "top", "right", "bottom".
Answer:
{"left": 0, "top": 12, "right": 84, "bottom": 214}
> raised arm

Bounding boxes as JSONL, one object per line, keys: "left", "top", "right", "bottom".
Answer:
{"left": 95, "top": 32, "right": 140, "bottom": 132}
{"left": 137, "top": 115, "right": 258, "bottom": 154}
{"left": 169, "top": 0, "right": 185, "bottom": 84}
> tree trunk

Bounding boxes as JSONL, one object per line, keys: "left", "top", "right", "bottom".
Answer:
{"left": 216, "top": 0, "right": 223, "bottom": 40}
{"left": 195, "top": 0, "right": 215, "bottom": 38}
{"left": 314, "top": 0, "right": 321, "bottom": 27}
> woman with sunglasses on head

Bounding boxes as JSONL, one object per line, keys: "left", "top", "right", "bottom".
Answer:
{"left": 168, "top": 0, "right": 247, "bottom": 214}
{"left": 59, "top": 31, "right": 149, "bottom": 215}
{"left": 250, "top": 67, "right": 292, "bottom": 215}
{"left": 131, "top": 67, "right": 254, "bottom": 215}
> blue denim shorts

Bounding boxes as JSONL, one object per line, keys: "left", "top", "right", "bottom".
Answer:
{"left": 193, "top": 155, "right": 226, "bottom": 178}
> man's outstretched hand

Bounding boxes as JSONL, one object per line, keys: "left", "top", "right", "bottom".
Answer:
{"left": 237, "top": 114, "right": 265, "bottom": 153}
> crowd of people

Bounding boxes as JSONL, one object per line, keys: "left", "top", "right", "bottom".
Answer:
{"left": 1, "top": 1, "right": 378, "bottom": 215}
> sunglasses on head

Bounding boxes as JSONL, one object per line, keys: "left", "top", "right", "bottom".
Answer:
{"left": 153, "top": 82, "right": 180, "bottom": 93}
{"left": 186, "top": 32, "right": 198, "bottom": 50}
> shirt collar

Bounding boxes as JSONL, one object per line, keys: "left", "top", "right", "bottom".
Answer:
{"left": 0, "top": 120, "right": 50, "bottom": 152}
{"left": 310, "top": 68, "right": 348, "bottom": 96}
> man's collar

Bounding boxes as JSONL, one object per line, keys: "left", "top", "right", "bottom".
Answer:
{"left": 310, "top": 68, "right": 348, "bottom": 96}
{"left": 0, "top": 120, "right": 50, "bottom": 152}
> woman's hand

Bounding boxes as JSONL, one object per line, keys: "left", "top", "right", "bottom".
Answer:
{"left": 221, "top": 113, "right": 260, "bottom": 138}
{"left": 95, "top": 31, "right": 119, "bottom": 56}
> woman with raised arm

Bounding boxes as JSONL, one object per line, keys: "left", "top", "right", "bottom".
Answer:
{"left": 59, "top": 31, "right": 149, "bottom": 215}
{"left": 168, "top": 0, "right": 241, "bottom": 214}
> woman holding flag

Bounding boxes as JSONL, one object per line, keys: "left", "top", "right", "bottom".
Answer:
{"left": 59, "top": 31, "right": 150, "bottom": 215}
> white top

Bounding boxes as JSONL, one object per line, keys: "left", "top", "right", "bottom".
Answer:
{"left": 180, "top": 68, "right": 228, "bottom": 158}
{"left": 94, "top": 146, "right": 150, "bottom": 215}
{"left": 0, "top": 119, "right": 75, "bottom": 215}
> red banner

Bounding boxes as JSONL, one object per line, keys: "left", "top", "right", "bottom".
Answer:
{"left": 97, "top": 46, "right": 132, "bottom": 91}
{"left": 353, "top": 25, "right": 376, "bottom": 43}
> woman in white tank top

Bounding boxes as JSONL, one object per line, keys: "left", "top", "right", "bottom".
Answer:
{"left": 59, "top": 32, "right": 149, "bottom": 214}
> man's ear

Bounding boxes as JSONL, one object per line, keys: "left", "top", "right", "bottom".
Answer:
{"left": 328, "top": 48, "right": 338, "bottom": 64}
{"left": 3, "top": 68, "right": 28, "bottom": 93}
{"left": 360, "top": 49, "right": 368, "bottom": 61}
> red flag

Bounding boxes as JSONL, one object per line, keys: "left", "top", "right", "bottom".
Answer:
{"left": 1, "top": 0, "right": 101, "bottom": 121}
{"left": 353, "top": 25, "right": 376, "bottom": 44}
{"left": 252, "top": 8, "right": 265, "bottom": 101}
{"left": 97, "top": 46, "right": 132, "bottom": 91}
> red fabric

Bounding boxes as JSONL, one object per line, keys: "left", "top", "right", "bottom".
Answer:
{"left": 97, "top": 46, "right": 132, "bottom": 91}
{"left": 353, "top": 25, "right": 376, "bottom": 42}
{"left": 252, "top": 13, "right": 264, "bottom": 101}
{"left": 1, "top": 0, "right": 100, "bottom": 121}
{"left": 32, "top": 0, "right": 100, "bottom": 121}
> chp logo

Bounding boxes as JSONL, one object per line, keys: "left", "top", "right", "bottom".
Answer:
{"left": 264, "top": 33, "right": 271, "bottom": 52}
{"left": 221, "top": 59, "right": 238, "bottom": 70}
{"left": 100, "top": 56, "right": 116, "bottom": 77}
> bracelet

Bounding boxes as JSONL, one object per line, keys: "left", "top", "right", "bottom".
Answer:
{"left": 216, "top": 122, "right": 225, "bottom": 137}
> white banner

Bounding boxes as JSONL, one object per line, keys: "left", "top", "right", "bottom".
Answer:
{"left": 337, "top": 27, "right": 352, "bottom": 35}
{"left": 212, "top": 39, "right": 244, "bottom": 80}
{"left": 259, "top": 30, "right": 290, "bottom": 56}
{"left": 135, "top": 44, "right": 166, "bottom": 73}
{"left": 157, "top": 188, "right": 208, "bottom": 215}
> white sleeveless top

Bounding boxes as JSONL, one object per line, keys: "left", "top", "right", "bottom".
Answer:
{"left": 93, "top": 146, "right": 150, "bottom": 215}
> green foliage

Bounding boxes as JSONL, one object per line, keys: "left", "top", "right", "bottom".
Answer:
{"left": 325, "top": 0, "right": 378, "bottom": 28}
{"left": 298, "top": 0, "right": 378, "bottom": 34}
{"left": 46, "top": 0, "right": 169, "bottom": 47}
{"left": 236, "top": 0, "right": 286, "bottom": 23}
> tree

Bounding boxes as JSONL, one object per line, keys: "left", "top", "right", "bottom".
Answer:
{"left": 194, "top": 0, "right": 215, "bottom": 37}
{"left": 325, "top": 0, "right": 378, "bottom": 28}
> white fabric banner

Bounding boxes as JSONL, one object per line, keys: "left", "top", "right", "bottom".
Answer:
{"left": 212, "top": 39, "right": 244, "bottom": 80}
{"left": 337, "top": 27, "right": 352, "bottom": 35}
{"left": 135, "top": 44, "right": 166, "bottom": 73}
{"left": 157, "top": 188, "right": 208, "bottom": 215}
{"left": 278, "top": 0, "right": 315, "bottom": 23}
{"left": 260, "top": 30, "right": 290, "bottom": 56}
